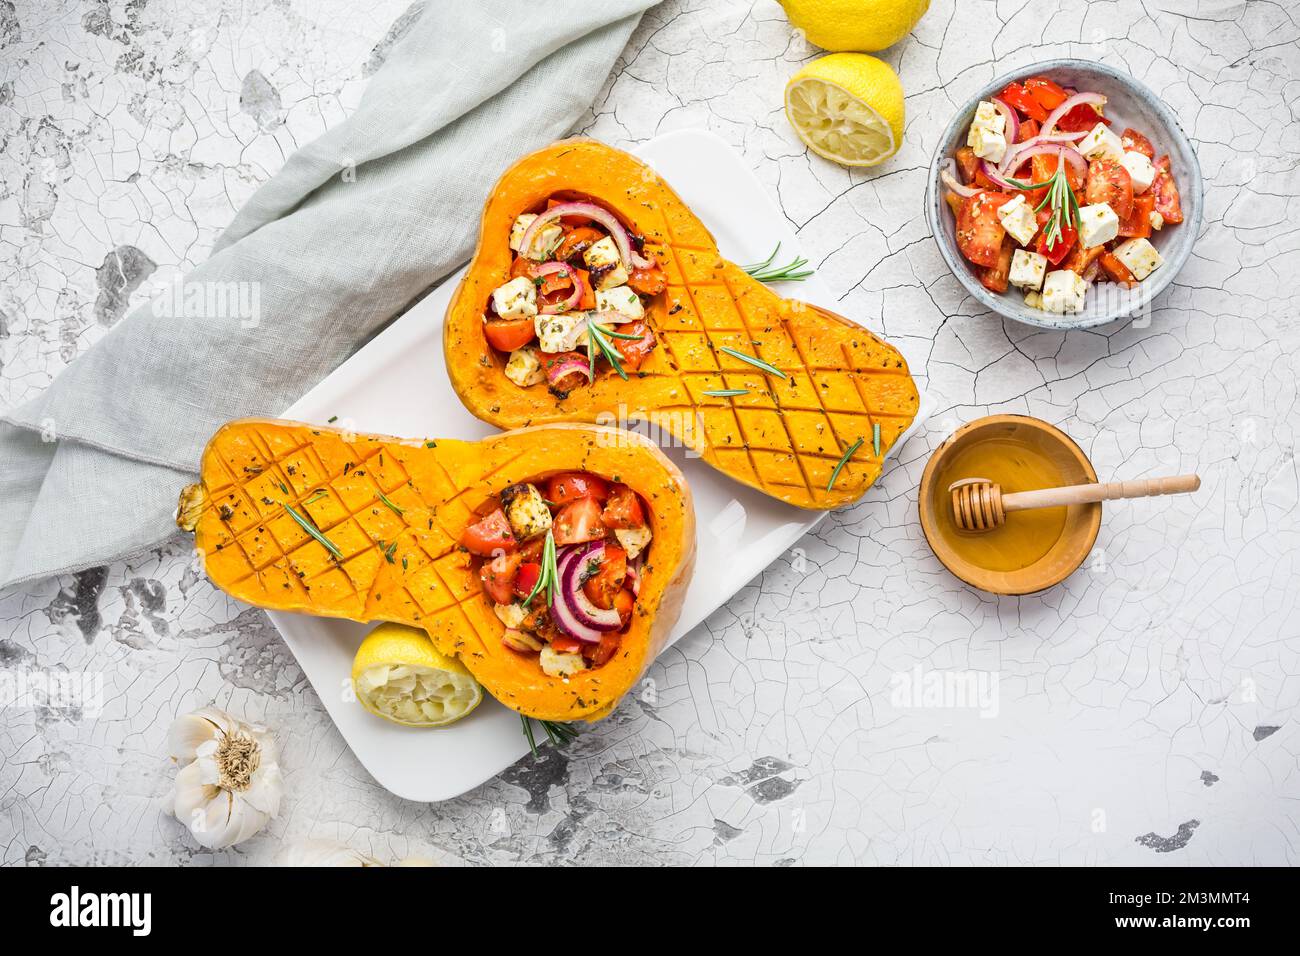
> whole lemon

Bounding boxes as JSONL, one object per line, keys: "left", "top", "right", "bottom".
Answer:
{"left": 780, "top": 0, "right": 930, "bottom": 52}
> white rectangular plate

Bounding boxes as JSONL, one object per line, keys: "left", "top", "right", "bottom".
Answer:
{"left": 271, "top": 129, "right": 929, "bottom": 801}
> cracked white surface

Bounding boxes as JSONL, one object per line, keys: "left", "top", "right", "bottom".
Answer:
{"left": 2, "top": 0, "right": 1298, "bottom": 865}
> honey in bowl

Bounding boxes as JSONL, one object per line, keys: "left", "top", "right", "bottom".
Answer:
{"left": 918, "top": 415, "right": 1102, "bottom": 595}
{"left": 931, "top": 437, "right": 1069, "bottom": 572}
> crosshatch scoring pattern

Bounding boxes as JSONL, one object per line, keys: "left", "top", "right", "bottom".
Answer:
{"left": 191, "top": 419, "right": 695, "bottom": 720}
{"left": 448, "top": 139, "right": 921, "bottom": 510}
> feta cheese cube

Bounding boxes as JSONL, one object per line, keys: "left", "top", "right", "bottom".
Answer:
{"left": 509, "top": 213, "right": 563, "bottom": 260}
{"left": 1023, "top": 289, "right": 1043, "bottom": 310}
{"left": 614, "top": 525, "right": 653, "bottom": 560}
{"left": 1149, "top": 210, "right": 1164, "bottom": 231}
{"left": 583, "top": 236, "right": 621, "bottom": 270}
{"left": 968, "top": 124, "right": 1007, "bottom": 164}
{"left": 594, "top": 284, "right": 643, "bottom": 320}
{"left": 970, "top": 100, "right": 1005, "bottom": 135}
{"left": 1041, "top": 270, "right": 1088, "bottom": 314}
{"left": 1078, "top": 122, "right": 1124, "bottom": 162}
{"left": 1077, "top": 202, "right": 1119, "bottom": 248}
{"left": 534, "top": 311, "right": 588, "bottom": 353}
{"left": 500, "top": 481, "right": 552, "bottom": 539}
{"left": 1009, "top": 249, "right": 1048, "bottom": 291}
{"left": 583, "top": 236, "right": 629, "bottom": 290}
{"left": 494, "top": 602, "right": 528, "bottom": 629}
{"left": 540, "top": 645, "right": 587, "bottom": 678}
{"left": 1112, "top": 237, "right": 1164, "bottom": 281}
{"left": 997, "top": 195, "right": 1038, "bottom": 246}
{"left": 1120, "top": 150, "right": 1155, "bottom": 194}
{"left": 503, "top": 345, "right": 545, "bottom": 387}
{"left": 491, "top": 276, "right": 537, "bottom": 319}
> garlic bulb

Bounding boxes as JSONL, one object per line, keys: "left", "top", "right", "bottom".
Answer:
{"left": 165, "top": 706, "right": 282, "bottom": 849}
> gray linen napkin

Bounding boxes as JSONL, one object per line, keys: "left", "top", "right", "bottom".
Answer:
{"left": 0, "top": 0, "right": 656, "bottom": 590}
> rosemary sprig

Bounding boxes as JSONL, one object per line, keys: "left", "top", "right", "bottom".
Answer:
{"left": 872, "top": 423, "right": 882, "bottom": 458}
{"left": 303, "top": 489, "right": 329, "bottom": 506}
{"left": 377, "top": 539, "right": 398, "bottom": 564}
{"left": 586, "top": 319, "right": 630, "bottom": 381}
{"left": 719, "top": 346, "right": 788, "bottom": 380}
{"left": 741, "top": 243, "right": 814, "bottom": 283}
{"left": 521, "top": 714, "right": 578, "bottom": 757}
{"left": 1006, "top": 156, "right": 1081, "bottom": 250}
{"left": 827, "top": 436, "right": 864, "bottom": 491}
{"left": 376, "top": 488, "right": 403, "bottom": 517}
{"left": 703, "top": 388, "right": 750, "bottom": 397}
{"left": 523, "top": 530, "right": 558, "bottom": 607}
{"left": 283, "top": 502, "right": 342, "bottom": 558}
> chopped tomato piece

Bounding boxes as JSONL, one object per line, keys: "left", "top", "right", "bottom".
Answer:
{"left": 513, "top": 561, "right": 542, "bottom": 599}
{"left": 1000, "top": 82, "right": 1048, "bottom": 122}
{"left": 979, "top": 237, "right": 1015, "bottom": 294}
{"left": 955, "top": 146, "right": 980, "bottom": 183}
{"left": 1016, "top": 118, "right": 1040, "bottom": 143}
{"left": 483, "top": 317, "right": 535, "bottom": 352}
{"left": 552, "top": 497, "right": 606, "bottom": 546}
{"left": 1025, "top": 153, "right": 1084, "bottom": 206}
{"left": 956, "top": 191, "right": 1012, "bottom": 268}
{"left": 1085, "top": 158, "right": 1134, "bottom": 221}
{"left": 1118, "top": 191, "right": 1155, "bottom": 238}
{"left": 601, "top": 483, "right": 645, "bottom": 529}
{"left": 582, "top": 545, "right": 627, "bottom": 610}
{"left": 1024, "top": 76, "right": 1069, "bottom": 110}
{"left": 548, "top": 472, "right": 609, "bottom": 505}
{"left": 549, "top": 634, "right": 584, "bottom": 654}
{"left": 1099, "top": 251, "right": 1138, "bottom": 287}
{"left": 518, "top": 535, "right": 546, "bottom": 563}
{"left": 1121, "top": 127, "right": 1155, "bottom": 159}
{"left": 461, "top": 509, "right": 516, "bottom": 557}
{"left": 613, "top": 589, "right": 635, "bottom": 628}
{"left": 612, "top": 321, "right": 657, "bottom": 371}
{"left": 1053, "top": 103, "right": 1108, "bottom": 133}
{"left": 1151, "top": 156, "right": 1183, "bottom": 224}
{"left": 572, "top": 268, "right": 596, "bottom": 309}
{"left": 480, "top": 552, "right": 522, "bottom": 604}
{"left": 585, "top": 631, "right": 622, "bottom": 667}
{"left": 626, "top": 262, "right": 666, "bottom": 296}
{"left": 1038, "top": 218, "right": 1077, "bottom": 266}
{"left": 1062, "top": 242, "right": 1104, "bottom": 276}
{"left": 555, "top": 225, "right": 604, "bottom": 262}
{"left": 543, "top": 351, "right": 590, "bottom": 397}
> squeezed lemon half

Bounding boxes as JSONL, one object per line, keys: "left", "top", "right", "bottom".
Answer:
{"left": 351, "top": 623, "right": 482, "bottom": 728}
{"left": 785, "top": 53, "right": 904, "bottom": 168}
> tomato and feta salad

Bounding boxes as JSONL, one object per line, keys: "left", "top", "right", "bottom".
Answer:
{"left": 940, "top": 74, "right": 1183, "bottom": 315}
{"left": 459, "top": 471, "right": 653, "bottom": 679}
{"left": 484, "top": 198, "right": 668, "bottom": 397}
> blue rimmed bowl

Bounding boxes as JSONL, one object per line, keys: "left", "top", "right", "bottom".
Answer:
{"left": 925, "top": 59, "right": 1202, "bottom": 330}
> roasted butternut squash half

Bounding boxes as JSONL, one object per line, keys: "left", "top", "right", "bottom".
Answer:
{"left": 445, "top": 138, "right": 920, "bottom": 510}
{"left": 181, "top": 419, "right": 695, "bottom": 722}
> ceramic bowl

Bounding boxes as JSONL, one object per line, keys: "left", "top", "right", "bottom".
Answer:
{"left": 918, "top": 415, "right": 1101, "bottom": 595}
{"left": 925, "top": 59, "right": 1202, "bottom": 330}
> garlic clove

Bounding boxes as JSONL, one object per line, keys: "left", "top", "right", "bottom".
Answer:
{"left": 167, "top": 711, "right": 222, "bottom": 762}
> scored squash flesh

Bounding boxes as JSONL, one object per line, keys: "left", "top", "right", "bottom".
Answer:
{"left": 445, "top": 138, "right": 920, "bottom": 510}
{"left": 184, "top": 418, "right": 695, "bottom": 722}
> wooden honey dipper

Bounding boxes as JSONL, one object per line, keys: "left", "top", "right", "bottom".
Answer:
{"left": 948, "top": 474, "right": 1201, "bottom": 532}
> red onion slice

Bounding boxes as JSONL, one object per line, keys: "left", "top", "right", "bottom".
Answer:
{"left": 534, "top": 261, "right": 581, "bottom": 315}
{"left": 1041, "top": 91, "right": 1107, "bottom": 137}
{"left": 552, "top": 543, "right": 621, "bottom": 640}
{"left": 520, "top": 201, "right": 653, "bottom": 271}
{"left": 940, "top": 159, "right": 980, "bottom": 198}
{"left": 978, "top": 158, "right": 1018, "bottom": 190}
{"left": 990, "top": 96, "right": 1019, "bottom": 144}
{"left": 999, "top": 132, "right": 1088, "bottom": 175}
{"left": 545, "top": 354, "right": 592, "bottom": 387}
{"left": 626, "top": 553, "right": 644, "bottom": 597}
{"left": 1001, "top": 143, "right": 1087, "bottom": 181}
